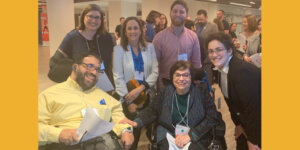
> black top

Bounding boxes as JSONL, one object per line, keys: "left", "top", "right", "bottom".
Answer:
{"left": 222, "top": 20, "right": 230, "bottom": 31}
{"left": 115, "top": 24, "right": 122, "bottom": 38}
{"left": 58, "top": 29, "right": 115, "bottom": 84}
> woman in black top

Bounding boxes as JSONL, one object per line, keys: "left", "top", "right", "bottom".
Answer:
{"left": 49, "top": 4, "right": 114, "bottom": 86}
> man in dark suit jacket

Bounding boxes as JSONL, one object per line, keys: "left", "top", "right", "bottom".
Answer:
{"left": 206, "top": 32, "right": 261, "bottom": 150}
{"left": 196, "top": 9, "right": 219, "bottom": 85}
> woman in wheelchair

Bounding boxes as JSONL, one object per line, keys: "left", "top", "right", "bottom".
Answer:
{"left": 120, "top": 60, "right": 226, "bottom": 150}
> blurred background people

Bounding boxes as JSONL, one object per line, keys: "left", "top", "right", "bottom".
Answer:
{"left": 139, "top": 19, "right": 147, "bottom": 40}
{"left": 184, "top": 19, "right": 195, "bottom": 32}
{"left": 155, "top": 13, "right": 168, "bottom": 33}
{"left": 195, "top": 9, "right": 218, "bottom": 64}
{"left": 114, "top": 17, "right": 125, "bottom": 44}
{"left": 216, "top": 9, "right": 230, "bottom": 34}
{"left": 145, "top": 10, "right": 161, "bottom": 42}
{"left": 237, "top": 14, "right": 260, "bottom": 62}
{"left": 213, "top": 18, "right": 224, "bottom": 32}
{"left": 113, "top": 17, "right": 158, "bottom": 150}
{"left": 229, "top": 23, "right": 237, "bottom": 39}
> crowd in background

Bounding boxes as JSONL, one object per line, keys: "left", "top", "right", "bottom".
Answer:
{"left": 39, "top": 0, "right": 261, "bottom": 150}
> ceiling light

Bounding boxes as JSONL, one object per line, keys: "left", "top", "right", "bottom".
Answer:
{"left": 229, "top": 2, "right": 252, "bottom": 7}
{"left": 249, "top": 2, "right": 256, "bottom": 4}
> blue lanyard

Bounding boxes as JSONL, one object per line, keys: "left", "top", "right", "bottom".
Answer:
{"left": 130, "top": 46, "right": 144, "bottom": 84}
{"left": 199, "top": 70, "right": 212, "bottom": 92}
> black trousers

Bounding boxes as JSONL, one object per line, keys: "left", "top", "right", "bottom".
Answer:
{"left": 236, "top": 134, "right": 249, "bottom": 150}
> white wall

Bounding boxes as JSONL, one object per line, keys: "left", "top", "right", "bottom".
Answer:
{"left": 47, "top": 0, "right": 74, "bottom": 56}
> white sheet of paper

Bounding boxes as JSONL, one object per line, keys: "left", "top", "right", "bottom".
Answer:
{"left": 81, "top": 108, "right": 99, "bottom": 117}
{"left": 178, "top": 53, "right": 188, "bottom": 61}
{"left": 76, "top": 107, "right": 114, "bottom": 143}
{"left": 249, "top": 53, "right": 261, "bottom": 68}
{"left": 237, "top": 34, "right": 246, "bottom": 53}
{"left": 96, "top": 72, "right": 114, "bottom": 92}
{"left": 134, "top": 71, "right": 144, "bottom": 81}
{"left": 166, "top": 133, "right": 191, "bottom": 150}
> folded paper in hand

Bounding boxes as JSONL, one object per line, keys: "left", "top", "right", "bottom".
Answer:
{"left": 166, "top": 132, "right": 191, "bottom": 150}
{"left": 76, "top": 107, "right": 114, "bottom": 143}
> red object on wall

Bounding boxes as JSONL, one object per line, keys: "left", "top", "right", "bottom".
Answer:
{"left": 41, "top": 12, "right": 49, "bottom": 42}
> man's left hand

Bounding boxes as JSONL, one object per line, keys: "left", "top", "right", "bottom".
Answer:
{"left": 175, "top": 134, "right": 191, "bottom": 148}
{"left": 121, "top": 132, "right": 134, "bottom": 150}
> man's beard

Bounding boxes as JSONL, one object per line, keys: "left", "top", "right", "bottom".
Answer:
{"left": 171, "top": 17, "right": 185, "bottom": 27}
{"left": 75, "top": 69, "right": 98, "bottom": 91}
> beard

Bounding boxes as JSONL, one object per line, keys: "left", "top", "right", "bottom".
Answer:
{"left": 75, "top": 69, "right": 98, "bottom": 91}
{"left": 171, "top": 17, "right": 185, "bottom": 27}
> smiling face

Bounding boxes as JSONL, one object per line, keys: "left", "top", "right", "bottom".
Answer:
{"left": 74, "top": 56, "right": 100, "bottom": 90}
{"left": 242, "top": 17, "right": 248, "bottom": 32}
{"left": 173, "top": 68, "right": 191, "bottom": 95}
{"left": 208, "top": 40, "right": 232, "bottom": 70}
{"left": 125, "top": 19, "right": 141, "bottom": 44}
{"left": 197, "top": 14, "right": 207, "bottom": 25}
{"left": 160, "top": 14, "right": 166, "bottom": 25}
{"left": 170, "top": 4, "right": 187, "bottom": 27}
{"left": 231, "top": 23, "right": 237, "bottom": 32}
{"left": 84, "top": 10, "right": 101, "bottom": 32}
{"left": 216, "top": 10, "right": 223, "bottom": 20}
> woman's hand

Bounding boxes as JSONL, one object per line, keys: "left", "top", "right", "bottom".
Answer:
{"left": 127, "top": 103, "right": 138, "bottom": 113}
{"left": 124, "top": 86, "right": 145, "bottom": 103}
{"left": 243, "top": 55, "right": 251, "bottom": 63}
{"left": 234, "top": 125, "right": 247, "bottom": 140}
{"left": 175, "top": 134, "right": 191, "bottom": 148}
{"left": 119, "top": 117, "right": 138, "bottom": 128}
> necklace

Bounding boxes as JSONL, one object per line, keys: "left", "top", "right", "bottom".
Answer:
{"left": 171, "top": 92, "right": 190, "bottom": 128}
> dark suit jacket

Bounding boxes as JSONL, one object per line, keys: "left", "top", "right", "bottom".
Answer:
{"left": 197, "top": 22, "right": 219, "bottom": 64}
{"left": 135, "top": 83, "right": 223, "bottom": 147}
{"left": 222, "top": 56, "right": 261, "bottom": 146}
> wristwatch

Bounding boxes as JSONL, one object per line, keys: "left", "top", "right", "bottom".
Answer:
{"left": 122, "top": 127, "right": 133, "bottom": 133}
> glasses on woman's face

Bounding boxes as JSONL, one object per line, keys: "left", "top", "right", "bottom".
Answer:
{"left": 174, "top": 73, "right": 190, "bottom": 79}
{"left": 80, "top": 63, "right": 103, "bottom": 73}
{"left": 86, "top": 15, "right": 101, "bottom": 20}
{"left": 208, "top": 48, "right": 226, "bottom": 55}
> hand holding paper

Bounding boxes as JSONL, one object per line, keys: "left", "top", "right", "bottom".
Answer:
{"left": 166, "top": 133, "right": 191, "bottom": 150}
{"left": 76, "top": 107, "right": 114, "bottom": 143}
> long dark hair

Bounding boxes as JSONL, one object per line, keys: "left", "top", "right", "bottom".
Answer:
{"left": 120, "top": 17, "right": 147, "bottom": 51}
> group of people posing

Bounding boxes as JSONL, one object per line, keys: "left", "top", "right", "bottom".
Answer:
{"left": 39, "top": 0, "right": 261, "bottom": 150}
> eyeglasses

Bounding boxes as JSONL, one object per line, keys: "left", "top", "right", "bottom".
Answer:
{"left": 208, "top": 48, "right": 226, "bottom": 55}
{"left": 86, "top": 15, "right": 101, "bottom": 20}
{"left": 174, "top": 73, "right": 190, "bottom": 79}
{"left": 80, "top": 63, "right": 103, "bottom": 73}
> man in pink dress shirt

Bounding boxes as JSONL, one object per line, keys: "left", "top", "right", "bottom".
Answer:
{"left": 153, "top": 0, "right": 201, "bottom": 91}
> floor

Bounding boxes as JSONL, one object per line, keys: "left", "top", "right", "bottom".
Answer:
{"left": 38, "top": 45, "right": 236, "bottom": 150}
